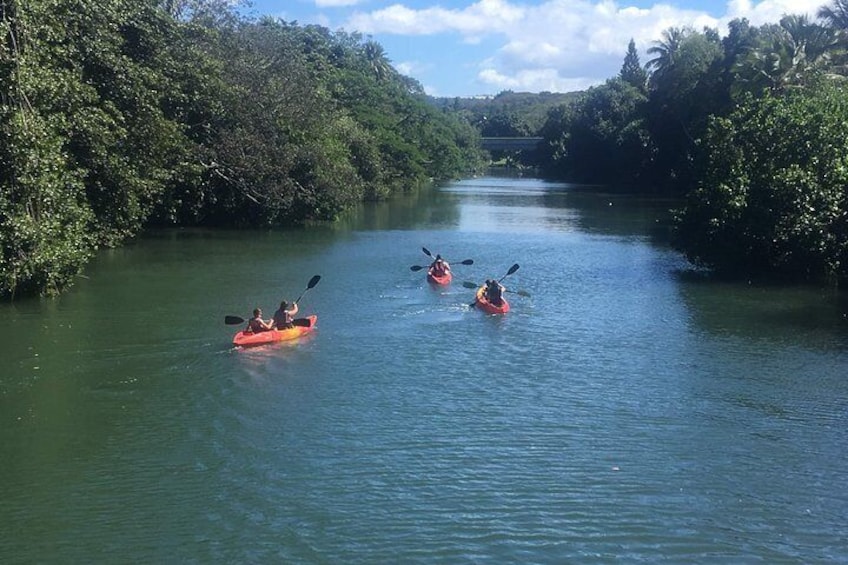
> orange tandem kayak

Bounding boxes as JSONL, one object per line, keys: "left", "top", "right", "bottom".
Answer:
{"left": 232, "top": 315, "right": 317, "bottom": 347}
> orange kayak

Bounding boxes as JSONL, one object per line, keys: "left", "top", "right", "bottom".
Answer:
{"left": 475, "top": 286, "right": 509, "bottom": 314}
{"left": 427, "top": 268, "right": 452, "bottom": 285}
{"left": 232, "top": 315, "right": 317, "bottom": 347}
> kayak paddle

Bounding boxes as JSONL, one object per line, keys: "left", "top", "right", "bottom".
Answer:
{"left": 225, "top": 315, "right": 312, "bottom": 327}
{"left": 410, "top": 259, "right": 473, "bottom": 271}
{"left": 462, "top": 280, "right": 530, "bottom": 297}
{"left": 224, "top": 274, "right": 321, "bottom": 325}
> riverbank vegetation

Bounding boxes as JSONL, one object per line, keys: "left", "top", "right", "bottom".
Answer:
{"left": 5, "top": 0, "right": 848, "bottom": 298}
{"left": 535, "top": 5, "right": 848, "bottom": 284}
{"left": 0, "top": 0, "right": 485, "bottom": 298}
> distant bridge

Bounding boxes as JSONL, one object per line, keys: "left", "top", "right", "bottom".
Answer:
{"left": 480, "top": 137, "right": 544, "bottom": 151}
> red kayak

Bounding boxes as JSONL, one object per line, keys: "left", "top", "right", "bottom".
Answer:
{"left": 232, "top": 315, "right": 317, "bottom": 347}
{"left": 475, "top": 286, "right": 509, "bottom": 314}
{"left": 427, "top": 267, "right": 452, "bottom": 285}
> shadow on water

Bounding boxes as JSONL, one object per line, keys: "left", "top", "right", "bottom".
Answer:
{"left": 333, "top": 184, "right": 462, "bottom": 231}
{"left": 541, "top": 187, "right": 677, "bottom": 244}
{"left": 675, "top": 269, "right": 848, "bottom": 347}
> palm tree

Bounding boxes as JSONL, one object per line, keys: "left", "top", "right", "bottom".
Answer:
{"left": 646, "top": 27, "right": 691, "bottom": 78}
{"left": 363, "top": 40, "right": 392, "bottom": 82}
{"left": 819, "top": 0, "right": 848, "bottom": 30}
{"left": 817, "top": 0, "right": 848, "bottom": 74}
{"left": 734, "top": 15, "right": 841, "bottom": 93}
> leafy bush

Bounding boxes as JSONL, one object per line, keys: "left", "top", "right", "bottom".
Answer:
{"left": 674, "top": 83, "right": 848, "bottom": 282}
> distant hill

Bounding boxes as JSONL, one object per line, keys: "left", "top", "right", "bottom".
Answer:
{"left": 428, "top": 90, "right": 582, "bottom": 136}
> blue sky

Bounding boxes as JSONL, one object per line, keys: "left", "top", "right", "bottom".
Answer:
{"left": 239, "top": 0, "right": 827, "bottom": 97}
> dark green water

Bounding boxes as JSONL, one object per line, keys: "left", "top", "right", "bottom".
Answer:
{"left": 2, "top": 175, "right": 847, "bottom": 563}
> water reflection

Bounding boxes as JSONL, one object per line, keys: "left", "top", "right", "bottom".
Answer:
{"left": 676, "top": 272, "right": 848, "bottom": 348}
{"left": 442, "top": 174, "right": 848, "bottom": 348}
{"left": 444, "top": 177, "right": 675, "bottom": 243}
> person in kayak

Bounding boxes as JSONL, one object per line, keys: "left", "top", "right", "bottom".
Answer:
{"left": 430, "top": 254, "right": 450, "bottom": 276}
{"left": 484, "top": 279, "right": 505, "bottom": 305}
{"left": 246, "top": 308, "right": 273, "bottom": 333}
{"left": 272, "top": 300, "right": 299, "bottom": 329}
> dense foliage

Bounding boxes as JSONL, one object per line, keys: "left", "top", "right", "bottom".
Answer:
{"left": 432, "top": 90, "right": 580, "bottom": 137}
{"left": 428, "top": 91, "right": 580, "bottom": 169}
{"left": 539, "top": 78, "right": 651, "bottom": 185}
{"left": 675, "top": 83, "right": 848, "bottom": 280}
{"left": 0, "top": 0, "right": 484, "bottom": 298}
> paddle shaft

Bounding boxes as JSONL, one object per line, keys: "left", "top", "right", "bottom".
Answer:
{"left": 411, "top": 259, "right": 472, "bottom": 271}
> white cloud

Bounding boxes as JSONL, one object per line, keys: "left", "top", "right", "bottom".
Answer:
{"left": 395, "top": 60, "right": 433, "bottom": 76}
{"left": 725, "top": 0, "right": 823, "bottom": 23}
{"left": 346, "top": 0, "right": 524, "bottom": 35}
{"left": 345, "top": 0, "right": 829, "bottom": 93}
{"left": 478, "top": 67, "right": 597, "bottom": 92}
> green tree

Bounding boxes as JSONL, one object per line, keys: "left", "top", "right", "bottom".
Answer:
{"left": 818, "top": 0, "right": 848, "bottom": 30}
{"left": 646, "top": 27, "right": 691, "bottom": 83}
{"left": 541, "top": 78, "right": 652, "bottom": 184}
{"left": 733, "top": 15, "right": 841, "bottom": 95}
{"left": 620, "top": 38, "right": 647, "bottom": 91}
{"left": 363, "top": 40, "right": 393, "bottom": 82}
{"left": 645, "top": 28, "right": 724, "bottom": 190}
{"left": 1, "top": 0, "right": 187, "bottom": 296}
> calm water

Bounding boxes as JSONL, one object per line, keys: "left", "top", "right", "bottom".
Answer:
{"left": 2, "top": 175, "right": 847, "bottom": 563}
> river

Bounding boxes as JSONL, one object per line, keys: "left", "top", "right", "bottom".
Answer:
{"left": 1, "top": 174, "right": 847, "bottom": 563}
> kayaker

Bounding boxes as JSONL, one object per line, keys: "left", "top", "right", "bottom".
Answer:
{"left": 484, "top": 279, "right": 505, "bottom": 305}
{"left": 272, "top": 300, "right": 298, "bottom": 329}
{"left": 430, "top": 254, "right": 450, "bottom": 276}
{"left": 246, "top": 308, "right": 273, "bottom": 333}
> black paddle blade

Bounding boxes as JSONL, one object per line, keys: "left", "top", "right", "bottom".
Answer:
{"left": 292, "top": 317, "right": 313, "bottom": 327}
{"left": 422, "top": 247, "right": 433, "bottom": 257}
{"left": 410, "top": 265, "right": 426, "bottom": 271}
{"left": 294, "top": 274, "right": 322, "bottom": 304}
{"left": 459, "top": 259, "right": 474, "bottom": 265}
{"left": 462, "top": 281, "right": 479, "bottom": 289}
{"left": 225, "top": 315, "right": 245, "bottom": 325}
{"left": 497, "top": 263, "right": 519, "bottom": 281}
